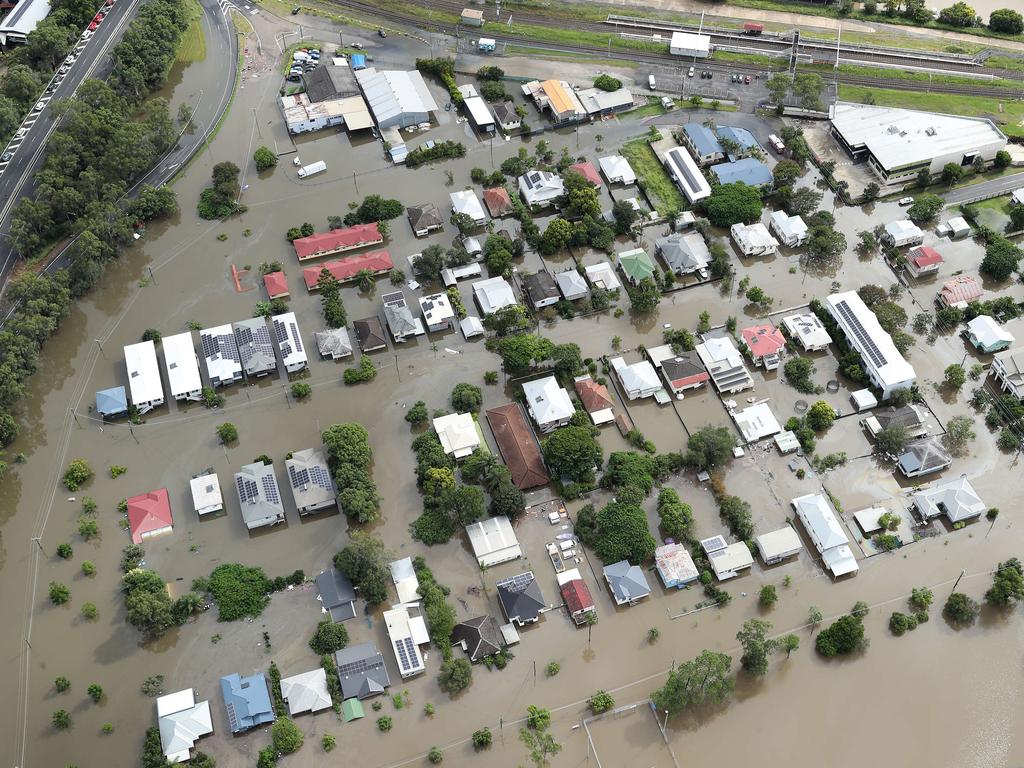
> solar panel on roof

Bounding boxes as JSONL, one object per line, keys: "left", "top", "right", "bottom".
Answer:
{"left": 395, "top": 636, "right": 419, "bottom": 672}
{"left": 498, "top": 572, "right": 534, "bottom": 593}
{"left": 288, "top": 464, "right": 310, "bottom": 488}
{"left": 336, "top": 657, "right": 370, "bottom": 676}
{"left": 310, "top": 466, "right": 332, "bottom": 489}
{"left": 280, "top": 342, "right": 293, "bottom": 357}
{"left": 290, "top": 324, "right": 303, "bottom": 352}
{"left": 836, "top": 300, "right": 887, "bottom": 368}
{"left": 261, "top": 475, "right": 280, "bottom": 504}
{"left": 237, "top": 477, "right": 259, "bottom": 504}
{"left": 273, "top": 319, "right": 288, "bottom": 343}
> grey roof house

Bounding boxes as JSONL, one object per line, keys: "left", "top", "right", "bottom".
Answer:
{"left": 232, "top": 317, "right": 277, "bottom": 378}
{"left": 898, "top": 437, "right": 953, "bottom": 478}
{"left": 656, "top": 232, "right": 711, "bottom": 275}
{"left": 316, "top": 567, "right": 357, "bottom": 622}
{"left": 382, "top": 291, "right": 425, "bottom": 342}
{"left": 334, "top": 642, "right": 391, "bottom": 699}
{"left": 603, "top": 560, "right": 651, "bottom": 606}
{"left": 234, "top": 461, "right": 286, "bottom": 530}
{"left": 407, "top": 203, "right": 444, "bottom": 237}
{"left": 286, "top": 447, "right": 337, "bottom": 514}
{"left": 452, "top": 616, "right": 503, "bottom": 662}
{"left": 522, "top": 271, "right": 560, "bottom": 309}
{"left": 681, "top": 123, "right": 724, "bottom": 165}
{"left": 496, "top": 571, "right": 546, "bottom": 626}
{"left": 314, "top": 327, "right": 354, "bottom": 359}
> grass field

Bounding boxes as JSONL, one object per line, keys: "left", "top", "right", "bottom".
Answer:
{"left": 804, "top": 62, "right": 1020, "bottom": 90}
{"left": 986, "top": 56, "right": 1024, "bottom": 73}
{"left": 177, "top": 0, "right": 206, "bottom": 63}
{"left": 621, "top": 136, "right": 685, "bottom": 215}
{"left": 972, "top": 194, "right": 1012, "bottom": 214}
{"left": 838, "top": 84, "right": 1024, "bottom": 138}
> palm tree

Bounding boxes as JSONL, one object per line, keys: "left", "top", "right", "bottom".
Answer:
{"left": 354, "top": 269, "right": 375, "bottom": 293}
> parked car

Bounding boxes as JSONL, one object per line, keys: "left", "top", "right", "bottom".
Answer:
{"left": 378, "top": 28, "right": 387, "bottom": 37}
{"left": 33, "top": 101, "right": 45, "bottom": 112}
{"left": 898, "top": 196, "right": 914, "bottom": 206}
{"left": 687, "top": 66, "right": 695, "bottom": 77}
{"left": 744, "top": 75, "right": 751, "bottom": 84}
{"left": 731, "top": 73, "right": 739, "bottom": 83}
{"left": 1, "top": 151, "right": 14, "bottom": 162}
{"left": 350, "top": 42, "right": 363, "bottom": 49}
{"left": 291, "top": 6, "right": 299, "bottom": 13}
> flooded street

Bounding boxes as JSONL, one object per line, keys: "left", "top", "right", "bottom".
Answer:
{"left": 3, "top": 6, "right": 1024, "bottom": 768}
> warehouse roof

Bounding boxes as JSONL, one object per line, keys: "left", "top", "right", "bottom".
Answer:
{"left": 354, "top": 68, "right": 438, "bottom": 124}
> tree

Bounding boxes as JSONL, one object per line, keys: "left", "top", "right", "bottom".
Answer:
{"left": 944, "top": 363, "right": 967, "bottom": 390}
{"left": 737, "top": 618, "right": 777, "bottom": 676}
{"left": 543, "top": 425, "right": 602, "bottom": 483}
{"left": 980, "top": 237, "right": 1021, "bottom": 280}
{"left": 272, "top": 716, "right": 304, "bottom": 754}
{"left": 451, "top": 382, "right": 483, "bottom": 413}
{"left": 216, "top": 422, "right": 238, "bottom": 444}
{"left": 875, "top": 425, "right": 909, "bottom": 455}
{"left": 412, "top": 243, "right": 446, "bottom": 283}
{"left": 792, "top": 72, "right": 824, "bottom": 111}
{"left": 941, "top": 162, "right": 964, "bottom": 185}
{"left": 862, "top": 182, "right": 881, "bottom": 201}
{"left": 765, "top": 72, "right": 791, "bottom": 107}
{"left": 62, "top": 458, "right": 92, "bottom": 490}
{"left": 779, "top": 185, "right": 822, "bottom": 217}
{"left": 942, "top": 415, "right": 975, "bottom": 457}
{"left": 593, "top": 74, "right": 622, "bottom": 91}
{"left": 253, "top": 146, "right": 277, "bottom": 171}
{"left": 588, "top": 690, "right": 615, "bottom": 714}
{"left": 910, "top": 586, "right": 934, "bottom": 612}
{"left": 497, "top": 334, "right": 552, "bottom": 371}
{"left": 938, "top": 1, "right": 977, "bottom": 26}
{"left": 986, "top": 558, "right": 1024, "bottom": 607}
{"left": 815, "top": 615, "right": 865, "bottom": 657}
{"left": 806, "top": 224, "right": 847, "bottom": 266}
{"left": 539, "top": 217, "right": 573, "bottom": 254}
{"left": 759, "top": 584, "right": 778, "bottom": 608}
{"left": 82, "top": 561, "right": 96, "bottom": 577}
{"left": 627, "top": 278, "right": 661, "bottom": 313}
{"left": 772, "top": 159, "right": 801, "bottom": 188}
{"left": 657, "top": 488, "right": 694, "bottom": 541}
{"left": 405, "top": 401, "right": 428, "bottom": 425}
{"left": 611, "top": 198, "right": 639, "bottom": 235}
{"left": 520, "top": 726, "right": 562, "bottom": 767}
{"left": 550, "top": 343, "right": 583, "bottom": 377}
{"left": 784, "top": 357, "right": 819, "bottom": 394}
{"left": 944, "top": 592, "right": 979, "bottom": 625}
{"left": 990, "top": 8, "right": 1023, "bottom": 34}
{"left": 472, "top": 727, "right": 493, "bottom": 748}
{"left": 438, "top": 657, "right": 472, "bottom": 693}
{"left": 590, "top": 501, "right": 656, "bottom": 564}
{"left": 334, "top": 531, "right": 389, "bottom": 606}
{"left": 55, "top": 676, "right": 71, "bottom": 693}
{"left": 88, "top": 683, "right": 104, "bottom": 703}
{"left": 427, "top": 746, "right": 444, "bottom": 764}
{"left": 782, "top": 634, "right": 800, "bottom": 656}
{"left": 309, "top": 620, "right": 349, "bottom": 654}
{"left": 907, "top": 194, "right": 943, "bottom": 224}
{"left": 52, "top": 709, "right": 72, "bottom": 730}
{"left": 198, "top": 161, "right": 242, "bottom": 219}
{"left": 651, "top": 650, "right": 734, "bottom": 716}
{"left": 703, "top": 183, "right": 762, "bottom": 227}
{"left": 805, "top": 401, "right": 837, "bottom": 432}
{"left": 685, "top": 426, "right": 734, "bottom": 471}
{"left": 208, "top": 563, "right": 270, "bottom": 621}
{"left": 49, "top": 581, "right": 70, "bottom": 605}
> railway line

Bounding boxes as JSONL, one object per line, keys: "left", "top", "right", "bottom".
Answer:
{"left": 328, "top": 0, "right": 1024, "bottom": 98}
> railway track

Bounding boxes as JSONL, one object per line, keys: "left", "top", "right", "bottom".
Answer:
{"left": 328, "top": 0, "right": 1024, "bottom": 98}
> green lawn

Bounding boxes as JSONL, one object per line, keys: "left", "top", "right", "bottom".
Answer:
{"left": 806, "top": 62, "right": 1020, "bottom": 90}
{"left": 838, "top": 84, "right": 1024, "bottom": 138}
{"left": 177, "top": 0, "right": 206, "bottom": 63}
{"left": 620, "top": 137, "right": 685, "bottom": 215}
{"left": 972, "top": 194, "right": 1012, "bottom": 214}
{"left": 986, "top": 55, "right": 1024, "bottom": 73}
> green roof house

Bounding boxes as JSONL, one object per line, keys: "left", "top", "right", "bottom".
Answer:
{"left": 617, "top": 248, "right": 655, "bottom": 285}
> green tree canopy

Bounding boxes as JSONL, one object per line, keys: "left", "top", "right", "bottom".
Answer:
{"left": 590, "top": 501, "right": 656, "bottom": 564}
{"left": 684, "top": 426, "right": 734, "bottom": 471}
{"left": 542, "top": 425, "right": 602, "bottom": 483}
{"left": 703, "top": 183, "right": 762, "bottom": 227}
{"left": 651, "top": 650, "right": 734, "bottom": 716}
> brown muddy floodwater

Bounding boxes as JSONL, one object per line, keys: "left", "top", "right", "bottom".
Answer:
{"left": 4, "top": 12, "right": 1024, "bottom": 768}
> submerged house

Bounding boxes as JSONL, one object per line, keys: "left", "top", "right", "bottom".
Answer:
{"left": 234, "top": 461, "right": 286, "bottom": 530}
{"left": 220, "top": 672, "right": 275, "bottom": 733}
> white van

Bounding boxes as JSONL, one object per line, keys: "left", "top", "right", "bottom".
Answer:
{"left": 648, "top": 74, "right": 656, "bottom": 90}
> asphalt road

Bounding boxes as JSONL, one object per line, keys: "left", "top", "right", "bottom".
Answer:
{"left": 943, "top": 170, "right": 1024, "bottom": 206}
{"left": 0, "top": 0, "right": 238, "bottom": 301}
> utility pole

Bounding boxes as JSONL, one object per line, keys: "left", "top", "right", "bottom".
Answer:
{"left": 31, "top": 536, "right": 43, "bottom": 554}
{"left": 950, "top": 567, "right": 967, "bottom": 596}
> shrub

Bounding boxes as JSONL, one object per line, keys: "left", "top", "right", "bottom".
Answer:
{"left": 405, "top": 401, "right": 429, "bottom": 425}
{"left": 377, "top": 716, "right": 393, "bottom": 732}
{"left": 271, "top": 717, "right": 304, "bottom": 754}
{"left": 62, "top": 459, "right": 92, "bottom": 491}
{"left": 588, "top": 691, "right": 615, "bottom": 714}
{"left": 322, "top": 734, "right": 336, "bottom": 752}
{"left": 49, "top": 581, "right": 70, "bottom": 605}
{"left": 472, "top": 727, "right": 493, "bottom": 749}
{"left": 943, "top": 592, "right": 979, "bottom": 625}
{"left": 78, "top": 516, "right": 99, "bottom": 540}
{"left": 81, "top": 560, "right": 96, "bottom": 576}
{"left": 438, "top": 657, "right": 473, "bottom": 693}
{"left": 343, "top": 356, "right": 377, "bottom": 385}
{"left": 909, "top": 586, "right": 933, "bottom": 612}
{"left": 88, "top": 683, "right": 103, "bottom": 703}
{"left": 254, "top": 146, "right": 278, "bottom": 171}
{"left": 544, "top": 662, "right": 560, "bottom": 677}
{"left": 427, "top": 746, "right": 444, "bottom": 764}
{"left": 57, "top": 543, "right": 73, "bottom": 559}
{"left": 889, "top": 611, "right": 913, "bottom": 636}
{"left": 81, "top": 602, "right": 98, "bottom": 620}
{"left": 55, "top": 676, "right": 70, "bottom": 692}
{"left": 985, "top": 558, "right": 1024, "bottom": 607}
{"left": 484, "top": 370, "right": 498, "bottom": 385}
{"left": 405, "top": 140, "right": 466, "bottom": 169}
{"left": 593, "top": 74, "right": 622, "bottom": 91}
{"left": 52, "top": 709, "right": 71, "bottom": 730}
{"left": 290, "top": 382, "right": 312, "bottom": 399}
{"left": 208, "top": 563, "right": 270, "bottom": 621}
{"left": 759, "top": 585, "right": 778, "bottom": 608}
{"left": 216, "top": 422, "right": 238, "bottom": 444}
{"left": 451, "top": 382, "right": 483, "bottom": 413}
{"left": 309, "top": 620, "right": 349, "bottom": 654}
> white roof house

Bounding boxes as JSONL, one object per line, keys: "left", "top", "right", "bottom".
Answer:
{"left": 472, "top": 276, "right": 517, "bottom": 314}
{"left": 993, "top": 346, "right": 1024, "bottom": 399}
{"left": 1012, "top": 188, "right": 1024, "bottom": 207}
{"left": 460, "top": 316, "right": 485, "bottom": 339}
{"left": 433, "top": 412, "right": 481, "bottom": 459}
{"left": 189, "top": 472, "right": 223, "bottom": 516}
{"left": 162, "top": 332, "right": 203, "bottom": 402}
{"left": 966, "top": 315, "right": 1015, "bottom": 353}
{"left": 731, "top": 222, "right": 779, "bottom": 257}
{"left": 124, "top": 340, "right": 165, "bottom": 414}
{"left": 670, "top": 30, "right": 711, "bottom": 57}
{"left": 0, "top": 0, "right": 50, "bottom": 45}
{"left": 829, "top": 101, "right": 1007, "bottom": 185}
{"left": 280, "top": 668, "right": 332, "bottom": 716}
{"left": 354, "top": 68, "right": 438, "bottom": 129}
{"left": 466, "top": 515, "right": 522, "bottom": 567}
{"left": 584, "top": 261, "right": 622, "bottom": 291}
{"left": 200, "top": 324, "right": 243, "bottom": 387}
{"left": 522, "top": 376, "right": 574, "bottom": 432}
{"left": 272, "top": 312, "right": 308, "bottom": 373}
{"left": 419, "top": 292, "right": 456, "bottom": 332}
{"left": 792, "top": 493, "right": 858, "bottom": 577}
{"left": 464, "top": 96, "right": 495, "bottom": 132}
{"left": 663, "top": 147, "right": 712, "bottom": 204}
{"left": 782, "top": 313, "right": 832, "bottom": 352}
{"left": 389, "top": 557, "right": 421, "bottom": 604}
{"left": 883, "top": 219, "right": 924, "bottom": 248}
{"left": 450, "top": 190, "right": 487, "bottom": 226}
{"left": 383, "top": 606, "right": 426, "bottom": 678}
{"left": 695, "top": 336, "right": 754, "bottom": 393}
{"left": 704, "top": 539, "right": 754, "bottom": 581}
{"left": 519, "top": 170, "right": 564, "bottom": 208}
{"left": 769, "top": 211, "right": 809, "bottom": 248}
{"left": 733, "top": 401, "right": 782, "bottom": 443}
{"left": 912, "top": 476, "right": 985, "bottom": 524}
{"left": 555, "top": 269, "right": 589, "bottom": 301}
{"left": 610, "top": 357, "right": 662, "bottom": 400}
{"left": 156, "top": 689, "right": 213, "bottom": 764}
{"left": 441, "top": 262, "right": 482, "bottom": 287}
{"left": 825, "top": 291, "right": 916, "bottom": 399}
{"left": 755, "top": 526, "right": 803, "bottom": 564}
{"left": 598, "top": 155, "right": 636, "bottom": 185}
{"left": 314, "top": 327, "right": 353, "bottom": 359}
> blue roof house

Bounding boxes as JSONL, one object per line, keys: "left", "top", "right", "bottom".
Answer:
{"left": 680, "top": 123, "right": 724, "bottom": 166}
{"left": 220, "top": 673, "right": 275, "bottom": 733}
{"left": 715, "top": 125, "right": 761, "bottom": 160}
{"left": 710, "top": 158, "right": 773, "bottom": 188}
{"left": 96, "top": 386, "right": 128, "bottom": 418}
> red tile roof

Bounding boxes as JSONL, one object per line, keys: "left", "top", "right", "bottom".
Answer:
{"left": 263, "top": 271, "right": 289, "bottom": 298}
{"left": 483, "top": 187, "right": 513, "bottom": 217}
{"left": 908, "top": 246, "right": 943, "bottom": 268}
{"left": 292, "top": 222, "right": 383, "bottom": 261}
{"left": 741, "top": 324, "right": 785, "bottom": 358}
{"left": 939, "top": 275, "right": 982, "bottom": 306}
{"left": 485, "top": 404, "right": 550, "bottom": 490}
{"left": 303, "top": 250, "right": 394, "bottom": 291}
{"left": 568, "top": 161, "right": 602, "bottom": 187}
{"left": 560, "top": 578, "right": 594, "bottom": 616}
{"left": 127, "top": 488, "right": 173, "bottom": 544}
{"left": 574, "top": 378, "right": 614, "bottom": 414}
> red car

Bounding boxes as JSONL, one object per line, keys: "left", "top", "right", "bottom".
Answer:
{"left": 106, "top": 0, "right": 115, "bottom": 5}
{"left": 88, "top": 21, "right": 98, "bottom": 30}
{"left": 93, "top": 12, "right": 103, "bottom": 22}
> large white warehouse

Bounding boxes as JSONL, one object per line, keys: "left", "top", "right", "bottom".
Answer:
{"left": 669, "top": 31, "right": 711, "bottom": 58}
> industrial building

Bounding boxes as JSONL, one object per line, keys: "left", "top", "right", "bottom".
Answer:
{"left": 0, "top": 0, "right": 50, "bottom": 45}
{"left": 354, "top": 68, "right": 438, "bottom": 129}
{"left": 662, "top": 147, "right": 711, "bottom": 204}
{"left": 829, "top": 101, "right": 1008, "bottom": 185}
{"left": 463, "top": 95, "right": 495, "bottom": 133}
{"left": 825, "top": 291, "right": 916, "bottom": 398}
{"left": 278, "top": 92, "right": 373, "bottom": 134}
{"left": 522, "top": 79, "right": 587, "bottom": 124}
{"left": 669, "top": 31, "right": 711, "bottom": 58}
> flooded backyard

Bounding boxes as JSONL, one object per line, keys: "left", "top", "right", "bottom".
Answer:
{"left": 3, "top": 7, "right": 1024, "bottom": 768}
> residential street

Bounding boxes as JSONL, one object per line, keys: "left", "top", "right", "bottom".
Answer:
{"left": 943, "top": 170, "right": 1024, "bottom": 205}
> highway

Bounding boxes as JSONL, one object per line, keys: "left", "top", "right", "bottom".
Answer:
{"left": 943, "top": 171, "right": 1024, "bottom": 206}
{"left": 0, "top": 0, "right": 238, "bottom": 302}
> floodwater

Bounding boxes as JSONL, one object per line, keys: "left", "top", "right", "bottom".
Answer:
{"left": 3, "top": 10, "right": 1024, "bottom": 768}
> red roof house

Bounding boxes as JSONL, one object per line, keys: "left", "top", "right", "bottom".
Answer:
{"left": 574, "top": 377, "right": 615, "bottom": 425}
{"left": 292, "top": 222, "right": 383, "bottom": 262}
{"left": 741, "top": 324, "right": 786, "bottom": 369}
{"left": 906, "top": 246, "right": 943, "bottom": 278}
{"left": 938, "top": 275, "right": 982, "bottom": 309}
{"left": 559, "top": 578, "right": 596, "bottom": 625}
{"left": 127, "top": 488, "right": 173, "bottom": 544}
{"left": 302, "top": 250, "right": 394, "bottom": 291}
{"left": 263, "top": 271, "right": 289, "bottom": 299}
{"left": 568, "top": 161, "right": 602, "bottom": 188}
{"left": 485, "top": 404, "right": 550, "bottom": 490}
{"left": 483, "top": 187, "right": 513, "bottom": 218}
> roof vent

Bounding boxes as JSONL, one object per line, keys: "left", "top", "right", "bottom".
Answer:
{"left": 925, "top": 126, "right": 937, "bottom": 136}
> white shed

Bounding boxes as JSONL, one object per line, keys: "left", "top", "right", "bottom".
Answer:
{"left": 466, "top": 516, "right": 522, "bottom": 567}
{"left": 189, "top": 473, "right": 223, "bottom": 516}
{"left": 755, "top": 526, "right": 803, "bottom": 564}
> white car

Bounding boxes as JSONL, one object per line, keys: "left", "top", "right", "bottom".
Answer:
{"left": 33, "top": 101, "right": 45, "bottom": 112}
{"left": 898, "top": 196, "right": 914, "bottom": 206}
{"left": 688, "top": 66, "right": 695, "bottom": 77}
